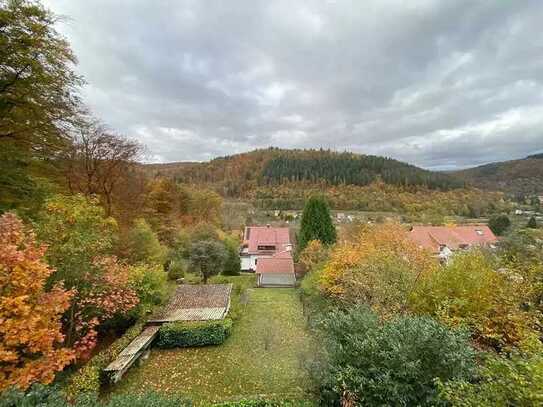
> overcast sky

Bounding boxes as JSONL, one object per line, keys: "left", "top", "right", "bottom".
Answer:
{"left": 44, "top": 0, "right": 543, "bottom": 169}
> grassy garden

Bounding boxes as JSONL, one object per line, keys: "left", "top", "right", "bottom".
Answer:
{"left": 112, "top": 287, "right": 315, "bottom": 405}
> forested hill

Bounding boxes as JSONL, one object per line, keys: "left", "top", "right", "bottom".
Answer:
{"left": 453, "top": 154, "right": 543, "bottom": 197}
{"left": 144, "top": 148, "right": 465, "bottom": 196}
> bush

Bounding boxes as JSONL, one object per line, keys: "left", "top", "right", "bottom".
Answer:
{"left": 212, "top": 400, "right": 314, "bottom": 406}
{"left": 156, "top": 319, "right": 233, "bottom": 348}
{"left": 411, "top": 250, "right": 537, "bottom": 350}
{"left": 0, "top": 385, "right": 191, "bottom": 407}
{"left": 320, "top": 223, "right": 437, "bottom": 318}
{"left": 125, "top": 218, "right": 167, "bottom": 265}
{"left": 440, "top": 349, "right": 543, "bottom": 406}
{"left": 316, "top": 307, "right": 476, "bottom": 406}
{"left": 128, "top": 264, "right": 168, "bottom": 309}
{"left": 167, "top": 259, "right": 186, "bottom": 280}
{"left": 489, "top": 214, "right": 511, "bottom": 236}
{"left": 64, "top": 322, "right": 145, "bottom": 399}
{"left": 222, "top": 236, "right": 241, "bottom": 276}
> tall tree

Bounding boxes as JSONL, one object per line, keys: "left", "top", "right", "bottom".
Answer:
{"left": 298, "top": 196, "right": 336, "bottom": 251}
{"left": 0, "top": 212, "right": 74, "bottom": 390}
{"left": 189, "top": 240, "right": 227, "bottom": 283}
{"left": 36, "top": 195, "right": 138, "bottom": 358}
{"left": 63, "top": 119, "right": 142, "bottom": 216}
{"left": 222, "top": 236, "right": 241, "bottom": 276}
{"left": 0, "top": 0, "right": 83, "bottom": 210}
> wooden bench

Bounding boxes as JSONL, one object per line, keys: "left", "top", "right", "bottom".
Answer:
{"left": 104, "top": 325, "right": 160, "bottom": 383}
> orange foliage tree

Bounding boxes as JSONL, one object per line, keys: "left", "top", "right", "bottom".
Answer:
{"left": 320, "top": 222, "right": 437, "bottom": 317}
{"left": 0, "top": 213, "right": 74, "bottom": 391}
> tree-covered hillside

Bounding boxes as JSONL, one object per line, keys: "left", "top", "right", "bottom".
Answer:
{"left": 453, "top": 154, "right": 543, "bottom": 197}
{"left": 145, "top": 148, "right": 466, "bottom": 196}
{"left": 261, "top": 151, "right": 465, "bottom": 190}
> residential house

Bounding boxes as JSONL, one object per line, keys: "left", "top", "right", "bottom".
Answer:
{"left": 240, "top": 225, "right": 292, "bottom": 272}
{"left": 256, "top": 250, "right": 296, "bottom": 287}
{"left": 409, "top": 225, "right": 498, "bottom": 262}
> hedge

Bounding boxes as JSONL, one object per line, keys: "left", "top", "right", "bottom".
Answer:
{"left": 211, "top": 400, "right": 315, "bottom": 407}
{"left": 156, "top": 319, "right": 233, "bottom": 348}
{"left": 64, "top": 321, "right": 145, "bottom": 399}
{"left": 0, "top": 384, "right": 192, "bottom": 407}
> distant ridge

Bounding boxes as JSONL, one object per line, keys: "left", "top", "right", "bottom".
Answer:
{"left": 453, "top": 152, "right": 543, "bottom": 196}
{"left": 142, "top": 148, "right": 466, "bottom": 197}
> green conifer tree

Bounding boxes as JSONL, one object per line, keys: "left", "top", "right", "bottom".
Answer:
{"left": 527, "top": 216, "right": 538, "bottom": 229}
{"left": 298, "top": 196, "right": 337, "bottom": 251}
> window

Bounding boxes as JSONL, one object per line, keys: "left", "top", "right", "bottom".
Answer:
{"left": 257, "top": 245, "right": 276, "bottom": 251}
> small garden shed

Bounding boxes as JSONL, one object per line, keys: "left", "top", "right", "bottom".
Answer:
{"left": 104, "top": 283, "right": 232, "bottom": 382}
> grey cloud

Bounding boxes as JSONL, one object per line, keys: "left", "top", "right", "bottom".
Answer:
{"left": 44, "top": 0, "right": 543, "bottom": 168}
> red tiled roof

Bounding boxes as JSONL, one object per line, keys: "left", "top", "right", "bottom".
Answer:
{"left": 243, "top": 226, "right": 291, "bottom": 254}
{"left": 409, "top": 225, "right": 497, "bottom": 253}
{"left": 256, "top": 251, "right": 295, "bottom": 274}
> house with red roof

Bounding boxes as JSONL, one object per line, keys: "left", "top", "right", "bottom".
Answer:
{"left": 240, "top": 225, "right": 292, "bottom": 271}
{"left": 409, "top": 225, "right": 498, "bottom": 262}
{"left": 255, "top": 250, "right": 296, "bottom": 287}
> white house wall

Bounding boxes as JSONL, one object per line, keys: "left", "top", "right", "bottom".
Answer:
{"left": 241, "top": 255, "right": 261, "bottom": 271}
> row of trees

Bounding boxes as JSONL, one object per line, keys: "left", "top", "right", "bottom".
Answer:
{"left": 251, "top": 180, "right": 510, "bottom": 221}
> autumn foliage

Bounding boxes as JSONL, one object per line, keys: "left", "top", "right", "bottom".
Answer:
{"left": 0, "top": 213, "right": 74, "bottom": 391}
{"left": 320, "top": 222, "right": 437, "bottom": 317}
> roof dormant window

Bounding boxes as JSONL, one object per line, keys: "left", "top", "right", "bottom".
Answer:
{"left": 476, "top": 229, "right": 484, "bottom": 236}
{"left": 257, "top": 245, "right": 276, "bottom": 251}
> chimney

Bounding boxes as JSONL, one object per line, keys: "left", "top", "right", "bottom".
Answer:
{"left": 266, "top": 224, "right": 271, "bottom": 228}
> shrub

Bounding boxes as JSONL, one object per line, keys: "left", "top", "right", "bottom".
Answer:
{"left": 212, "top": 400, "right": 314, "bottom": 406}
{"left": 0, "top": 385, "right": 191, "bottom": 407}
{"left": 440, "top": 348, "right": 543, "bottom": 406}
{"left": 411, "top": 250, "right": 538, "bottom": 350}
{"left": 128, "top": 264, "right": 168, "bottom": 308}
{"left": 299, "top": 240, "right": 329, "bottom": 273}
{"left": 222, "top": 236, "right": 241, "bottom": 276}
{"left": 64, "top": 322, "right": 145, "bottom": 399}
{"left": 156, "top": 319, "right": 233, "bottom": 348}
{"left": 489, "top": 214, "right": 511, "bottom": 236}
{"left": 125, "top": 218, "right": 167, "bottom": 265}
{"left": 527, "top": 215, "right": 538, "bottom": 229}
{"left": 316, "top": 306, "right": 476, "bottom": 406}
{"left": 320, "top": 223, "right": 437, "bottom": 318}
{"left": 167, "top": 259, "right": 186, "bottom": 280}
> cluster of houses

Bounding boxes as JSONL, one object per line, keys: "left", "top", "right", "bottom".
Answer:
{"left": 409, "top": 224, "right": 498, "bottom": 262}
{"left": 240, "top": 223, "right": 500, "bottom": 281}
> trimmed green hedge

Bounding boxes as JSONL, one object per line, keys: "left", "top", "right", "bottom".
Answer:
{"left": 156, "top": 319, "right": 233, "bottom": 348}
{"left": 212, "top": 400, "right": 315, "bottom": 407}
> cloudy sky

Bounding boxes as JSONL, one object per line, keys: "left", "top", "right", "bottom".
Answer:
{"left": 44, "top": 0, "right": 543, "bottom": 169}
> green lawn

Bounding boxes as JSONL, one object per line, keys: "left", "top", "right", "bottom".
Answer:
{"left": 112, "top": 288, "right": 315, "bottom": 405}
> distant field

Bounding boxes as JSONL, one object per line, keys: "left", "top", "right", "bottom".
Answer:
{"left": 112, "top": 287, "right": 315, "bottom": 405}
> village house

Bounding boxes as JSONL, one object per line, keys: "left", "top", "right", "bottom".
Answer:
{"left": 255, "top": 250, "right": 296, "bottom": 287}
{"left": 240, "top": 225, "right": 296, "bottom": 287}
{"left": 409, "top": 225, "right": 498, "bottom": 262}
{"left": 240, "top": 225, "right": 292, "bottom": 271}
